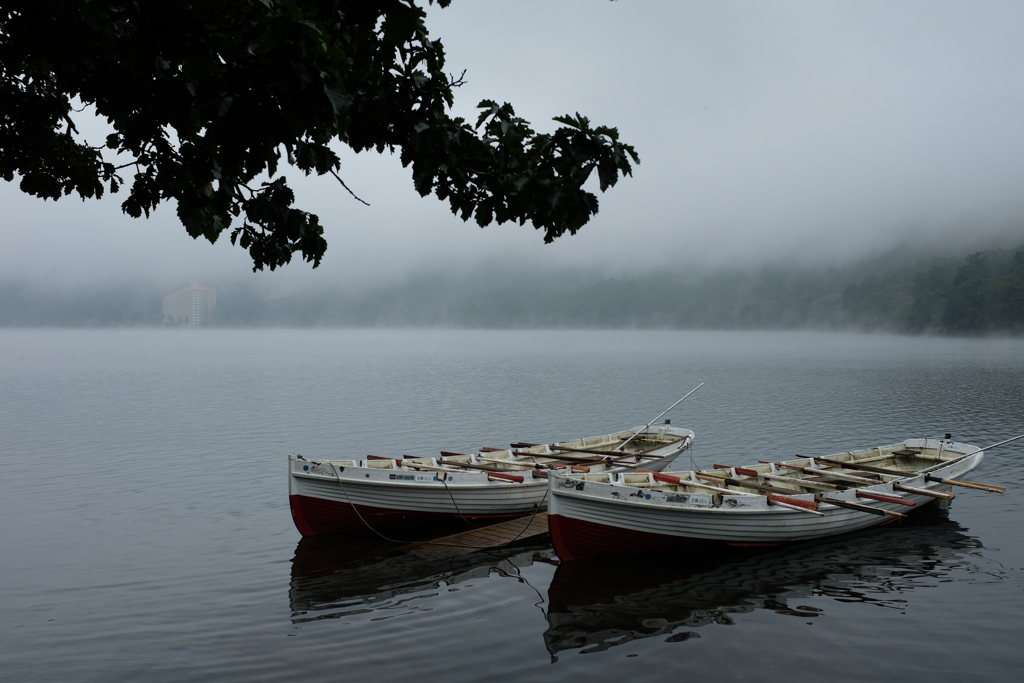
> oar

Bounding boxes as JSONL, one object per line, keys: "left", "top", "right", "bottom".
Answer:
{"left": 714, "top": 464, "right": 841, "bottom": 490}
{"left": 714, "top": 464, "right": 914, "bottom": 505}
{"left": 906, "top": 432, "right": 1021, "bottom": 492}
{"left": 639, "top": 470, "right": 823, "bottom": 515}
{"left": 854, "top": 490, "right": 916, "bottom": 506}
{"left": 389, "top": 462, "right": 464, "bottom": 474}
{"left": 614, "top": 383, "right": 704, "bottom": 452}
{"left": 697, "top": 471, "right": 808, "bottom": 497}
{"left": 815, "top": 456, "right": 1005, "bottom": 493}
{"left": 476, "top": 455, "right": 591, "bottom": 473}
{"left": 640, "top": 469, "right": 756, "bottom": 496}
{"left": 371, "top": 452, "right": 504, "bottom": 477}
{"left": 815, "top": 456, "right": 1007, "bottom": 493}
{"left": 813, "top": 495, "right": 906, "bottom": 518}
{"left": 893, "top": 483, "right": 954, "bottom": 499}
{"left": 814, "top": 456, "right": 915, "bottom": 477}
{"left": 437, "top": 454, "right": 527, "bottom": 478}
{"left": 435, "top": 459, "right": 526, "bottom": 483}
{"left": 755, "top": 472, "right": 847, "bottom": 492}
{"left": 760, "top": 460, "right": 883, "bottom": 485}
{"left": 492, "top": 448, "right": 606, "bottom": 467}
{"left": 923, "top": 475, "right": 1005, "bottom": 494}
{"left": 523, "top": 444, "right": 667, "bottom": 459}
{"left": 364, "top": 455, "right": 469, "bottom": 476}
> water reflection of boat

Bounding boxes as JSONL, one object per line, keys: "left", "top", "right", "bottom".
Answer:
{"left": 544, "top": 516, "right": 999, "bottom": 655}
{"left": 289, "top": 534, "right": 557, "bottom": 622}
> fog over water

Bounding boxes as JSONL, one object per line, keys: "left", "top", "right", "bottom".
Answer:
{"left": 2, "top": 1, "right": 1024, "bottom": 293}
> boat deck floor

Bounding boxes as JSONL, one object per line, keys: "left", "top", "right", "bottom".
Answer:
{"left": 399, "top": 513, "right": 550, "bottom": 560}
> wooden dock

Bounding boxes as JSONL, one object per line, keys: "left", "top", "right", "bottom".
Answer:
{"left": 400, "top": 513, "right": 550, "bottom": 560}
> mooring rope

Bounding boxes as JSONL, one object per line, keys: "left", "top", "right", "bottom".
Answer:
{"left": 329, "top": 463, "right": 548, "bottom": 550}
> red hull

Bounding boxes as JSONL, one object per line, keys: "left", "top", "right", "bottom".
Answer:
{"left": 548, "top": 513, "right": 905, "bottom": 560}
{"left": 548, "top": 513, "right": 787, "bottom": 560}
{"left": 289, "top": 494, "right": 522, "bottom": 536}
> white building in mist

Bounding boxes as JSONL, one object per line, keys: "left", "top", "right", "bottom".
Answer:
{"left": 163, "top": 285, "right": 216, "bottom": 326}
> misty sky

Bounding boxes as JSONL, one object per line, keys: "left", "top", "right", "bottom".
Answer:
{"left": 3, "top": 0, "right": 1024, "bottom": 289}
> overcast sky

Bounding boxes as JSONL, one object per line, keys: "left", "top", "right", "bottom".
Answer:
{"left": 3, "top": 0, "right": 1024, "bottom": 289}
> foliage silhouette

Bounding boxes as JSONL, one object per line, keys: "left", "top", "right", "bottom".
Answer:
{"left": 0, "top": 0, "right": 638, "bottom": 270}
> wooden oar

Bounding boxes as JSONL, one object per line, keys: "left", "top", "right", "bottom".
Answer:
{"left": 893, "top": 483, "right": 954, "bottom": 499}
{"left": 483, "top": 472, "right": 525, "bottom": 484}
{"left": 710, "top": 464, "right": 848, "bottom": 492}
{"left": 476, "top": 455, "right": 591, "bottom": 473}
{"left": 712, "top": 464, "right": 840, "bottom": 490}
{"left": 510, "top": 450, "right": 602, "bottom": 464}
{"left": 815, "top": 456, "right": 1003, "bottom": 493}
{"left": 475, "top": 456, "right": 542, "bottom": 469}
{"left": 924, "top": 475, "right": 1006, "bottom": 494}
{"left": 760, "top": 460, "right": 883, "bottom": 485}
{"left": 855, "top": 490, "right": 916, "bottom": 506}
{"left": 817, "top": 456, "right": 1005, "bottom": 492}
{"left": 529, "top": 447, "right": 674, "bottom": 473}
{"left": 639, "top": 471, "right": 822, "bottom": 514}
{"left": 814, "top": 456, "right": 914, "bottom": 477}
{"left": 697, "top": 471, "right": 808, "bottom": 497}
{"left": 714, "top": 464, "right": 911, "bottom": 508}
{"left": 509, "top": 448, "right": 663, "bottom": 473}
{"left": 640, "top": 469, "right": 756, "bottom": 496}
{"left": 512, "top": 441, "right": 670, "bottom": 459}
{"left": 372, "top": 453, "right": 508, "bottom": 477}
{"left": 437, "top": 456, "right": 527, "bottom": 479}
{"left": 508, "top": 446, "right": 608, "bottom": 464}
{"left": 787, "top": 456, "right": 1000, "bottom": 494}
{"left": 548, "top": 444, "right": 666, "bottom": 458}
{"left": 813, "top": 495, "right": 906, "bottom": 518}
{"left": 436, "top": 458, "right": 525, "bottom": 483}
{"left": 750, "top": 470, "right": 847, "bottom": 491}
{"left": 398, "top": 463, "right": 465, "bottom": 474}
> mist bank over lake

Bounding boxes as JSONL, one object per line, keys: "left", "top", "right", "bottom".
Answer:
{"left": 3, "top": 243, "right": 1023, "bottom": 334}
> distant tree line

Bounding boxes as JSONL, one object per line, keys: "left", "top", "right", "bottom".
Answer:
{"left": 843, "top": 247, "right": 1024, "bottom": 333}
{"left": 2, "top": 245, "right": 1022, "bottom": 333}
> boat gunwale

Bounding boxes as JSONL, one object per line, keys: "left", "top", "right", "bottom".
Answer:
{"left": 292, "top": 470, "right": 548, "bottom": 490}
{"left": 290, "top": 427, "right": 695, "bottom": 481}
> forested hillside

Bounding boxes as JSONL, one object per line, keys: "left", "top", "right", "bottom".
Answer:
{"left": 843, "top": 247, "right": 1024, "bottom": 333}
{"left": 3, "top": 245, "right": 1023, "bottom": 333}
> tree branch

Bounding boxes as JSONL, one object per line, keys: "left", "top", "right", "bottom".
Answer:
{"left": 330, "top": 170, "right": 370, "bottom": 206}
{"left": 449, "top": 69, "right": 467, "bottom": 88}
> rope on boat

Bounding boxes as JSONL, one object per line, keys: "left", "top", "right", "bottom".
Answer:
{"left": 440, "top": 474, "right": 484, "bottom": 528}
{"left": 330, "top": 463, "right": 549, "bottom": 550}
{"left": 498, "top": 487, "right": 550, "bottom": 547}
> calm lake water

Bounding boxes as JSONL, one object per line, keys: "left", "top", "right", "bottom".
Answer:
{"left": 2, "top": 329, "right": 1023, "bottom": 682}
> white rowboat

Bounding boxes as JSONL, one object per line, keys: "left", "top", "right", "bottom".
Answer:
{"left": 548, "top": 437, "right": 1003, "bottom": 560}
{"left": 289, "top": 424, "right": 695, "bottom": 536}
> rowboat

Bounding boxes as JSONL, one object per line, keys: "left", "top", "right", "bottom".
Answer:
{"left": 548, "top": 436, "right": 1007, "bottom": 560}
{"left": 289, "top": 424, "right": 696, "bottom": 536}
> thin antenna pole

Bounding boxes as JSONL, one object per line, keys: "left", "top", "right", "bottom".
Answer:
{"left": 614, "top": 383, "right": 704, "bottom": 452}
